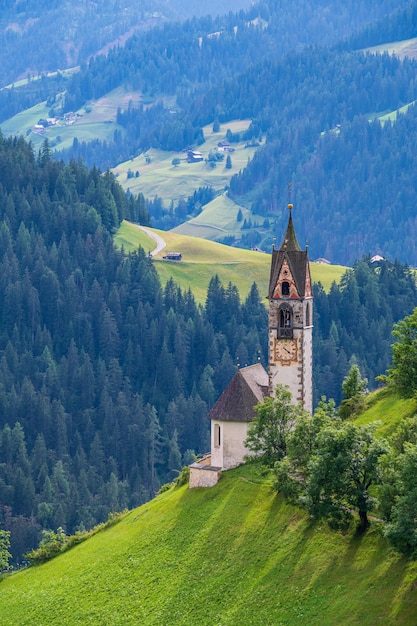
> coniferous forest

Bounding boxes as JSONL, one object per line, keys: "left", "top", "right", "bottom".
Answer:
{"left": 0, "top": 131, "right": 416, "bottom": 564}
{"left": 2, "top": 0, "right": 417, "bottom": 566}
{"left": 0, "top": 135, "right": 270, "bottom": 563}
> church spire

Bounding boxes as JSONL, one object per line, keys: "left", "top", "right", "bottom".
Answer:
{"left": 280, "top": 203, "right": 301, "bottom": 252}
{"left": 267, "top": 196, "right": 313, "bottom": 412}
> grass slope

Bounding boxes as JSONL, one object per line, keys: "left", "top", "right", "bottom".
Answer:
{"left": 364, "top": 37, "right": 417, "bottom": 61}
{"left": 172, "top": 192, "right": 266, "bottom": 242}
{"left": 112, "top": 120, "right": 259, "bottom": 206}
{"left": 115, "top": 221, "right": 347, "bottom": 303}
{"left": 0, "top": 86, "right": 139, "bottom": 152}
{"left": 1, "top": 457, "right": 417, "bottom": 625}
{"left": 355, "top": 387, "right": 417, "bottom": 438}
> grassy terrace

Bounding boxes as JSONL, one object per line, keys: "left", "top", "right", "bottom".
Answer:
{"left": 115, "top": 221, "right": 347, "bottom": 303}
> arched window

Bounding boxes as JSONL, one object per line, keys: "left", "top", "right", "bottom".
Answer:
{"left": 214, "top": 424, "right": 221, "bottom": 448}
{"left": 279, "top": 305, "right": 293, "bottom": 338}
{"left": 282, "top": 281, "right": 290, "bottom": 296}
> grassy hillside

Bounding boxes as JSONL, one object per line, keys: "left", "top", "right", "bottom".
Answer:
{"left": 114, "top": 221, "right": 347, "bottom": 303}
{"left": 364, "top": 36, "right": 417, "bottom": 61}
{"left": 172, "top": 192, "right": 252, "bottom": 240}
{"left": 1, "top": 447, "right": 417, "bottom": 624}
{"left": 355, "top": 387, "right": 417, "bottom": 437}
{"left": 113, "top": 120, "right": 260, "bottom": 205}
{"left": 0, "top": 86, "right": 137, "bottom": 152}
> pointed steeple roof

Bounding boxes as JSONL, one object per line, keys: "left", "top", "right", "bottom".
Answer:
{"left": 268, "top": 204, "right": 310, "bottom": 300}
{"left": 280, "top": 205, "right": 301, "bottom": 252}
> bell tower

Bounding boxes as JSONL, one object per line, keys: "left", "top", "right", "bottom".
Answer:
{"left": 267, "top": 203, "right": 313, "bottom": 412}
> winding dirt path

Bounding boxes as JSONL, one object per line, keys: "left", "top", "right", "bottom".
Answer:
{"left": 136, "top": 225, "right": 167, "bottom": 257}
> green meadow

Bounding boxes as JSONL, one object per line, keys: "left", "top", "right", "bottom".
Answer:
{"left": 1, "top": 389, "right": 417, "bottom": 625}
{"left": 354, "top": 387, "right": 417, "bottom": 438}
{"left": 112, "top": 119, "right": 260, "bottom": 205}
{"left": 172, "top": 192, "right": 256, "bottom": 240}
{"left": 0, "top": 86, "right": 139, "bottom": 151}
{"left": 115, "top": 221, "right": 347, "bottom": 303}
{"left": 364, "top": 36, "right": 417, "bottom": 59}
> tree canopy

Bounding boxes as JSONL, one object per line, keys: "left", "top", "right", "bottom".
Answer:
{"left": 388, "top": 308, "right": 417, "bottom": 397}
{"left": 0, "top": 530, "right": 11, "bottom": 573}
{"left": 245, "top": 384, "right": 308, "bottom": 467}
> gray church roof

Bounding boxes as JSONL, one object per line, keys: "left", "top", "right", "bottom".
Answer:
{"left": 207, "top": 363, "right": 268, "bottom": 423}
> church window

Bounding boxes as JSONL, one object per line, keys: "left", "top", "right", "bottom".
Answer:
{"left": 306, "top": 303, "right": 311, "bottom": 327}
{"left": 279, "top": 305, "right": 293, "bottom": 338}
{"left": 214, "top": 424, "right": 221, "bottom": 448}
{"left": 282, "top": 281, "right": 290, "bottom": 296}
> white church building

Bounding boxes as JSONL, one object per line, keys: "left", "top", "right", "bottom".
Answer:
{"left": 189, "top": 204, "right": 313, "bottom": 488}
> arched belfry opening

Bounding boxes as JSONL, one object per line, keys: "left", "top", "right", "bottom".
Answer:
{"left": 279, "top": 304, "right": 293, "bottom": 338}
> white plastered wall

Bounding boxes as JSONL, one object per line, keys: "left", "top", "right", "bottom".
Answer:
{"left": 211, "top": 420, "right": 253, "bottom": 469}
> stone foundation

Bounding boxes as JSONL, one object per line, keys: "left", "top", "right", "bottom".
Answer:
{"left": 189, "top": 454, "right": 222, "bottom": 488}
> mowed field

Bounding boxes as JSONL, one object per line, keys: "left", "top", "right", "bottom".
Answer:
{"left": 172, "top": 192, "right": 256, "bottom": 240}
{"left": 115, "top": 221, "right": 347, "bottom": 303}
{"left": 0, "top": 86, "right": 139, "bottom": 151}
{"left": 112, "top": 119, "right": 261, "bottom": 206}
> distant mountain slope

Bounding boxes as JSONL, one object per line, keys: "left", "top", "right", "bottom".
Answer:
{"left": 343, "top": 0, "right": 417, "bottom": 52}
{"left": 59, "top": 0, "right": 410, "bottom": 116}
{"left": 1, "top": 391, "right": 416, "bottom": 625}
{"left": 3, "top": 1, "right": 417, "bottom": 266}
{"left": 0, "top": 0, "right": 407, "bottom": 124}
{"left": 0, "top": 0, "right": 254, "bottom": 87}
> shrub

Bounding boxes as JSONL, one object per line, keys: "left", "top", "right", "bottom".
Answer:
{"left": 175, "top": 466, "right": 190, "bottom": 486}
{"left": 158, "top": 482, "right": 175, "bottom": 494}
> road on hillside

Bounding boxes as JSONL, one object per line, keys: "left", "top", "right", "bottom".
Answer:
{"left": 135, "top": 225, "right": 167, "bottom": 257}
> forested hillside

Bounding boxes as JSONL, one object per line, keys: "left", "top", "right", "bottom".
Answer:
{"left": 2, "top": 0, "right": 417, "bottom": 567}
{"left": 0, "top": 0, "right": 255, "bottom": 88}
{"left": 0, "top": 134, "right": 271, "bottom": 563}
{"left": 55, "top": 0, "right": 410, "bottom": 163}
{"left": 38, "top": 0, "right": 417, "bottom": 265}
{"left": 313, "top": 258, "right": 417, "bottom": 401}
{"left": 0, "top": 133, "right": 414, "bottom": 566}
{"left": 343, "top": 0, "right": 417, "bottom": 51}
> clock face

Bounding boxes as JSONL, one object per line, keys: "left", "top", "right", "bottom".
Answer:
{"left": 274, "top": 338, "right": 298, "bottom": 363}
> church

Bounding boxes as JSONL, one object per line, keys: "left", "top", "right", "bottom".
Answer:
{"left": 189, "top": 204, "right": 313, "bottom": 488}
